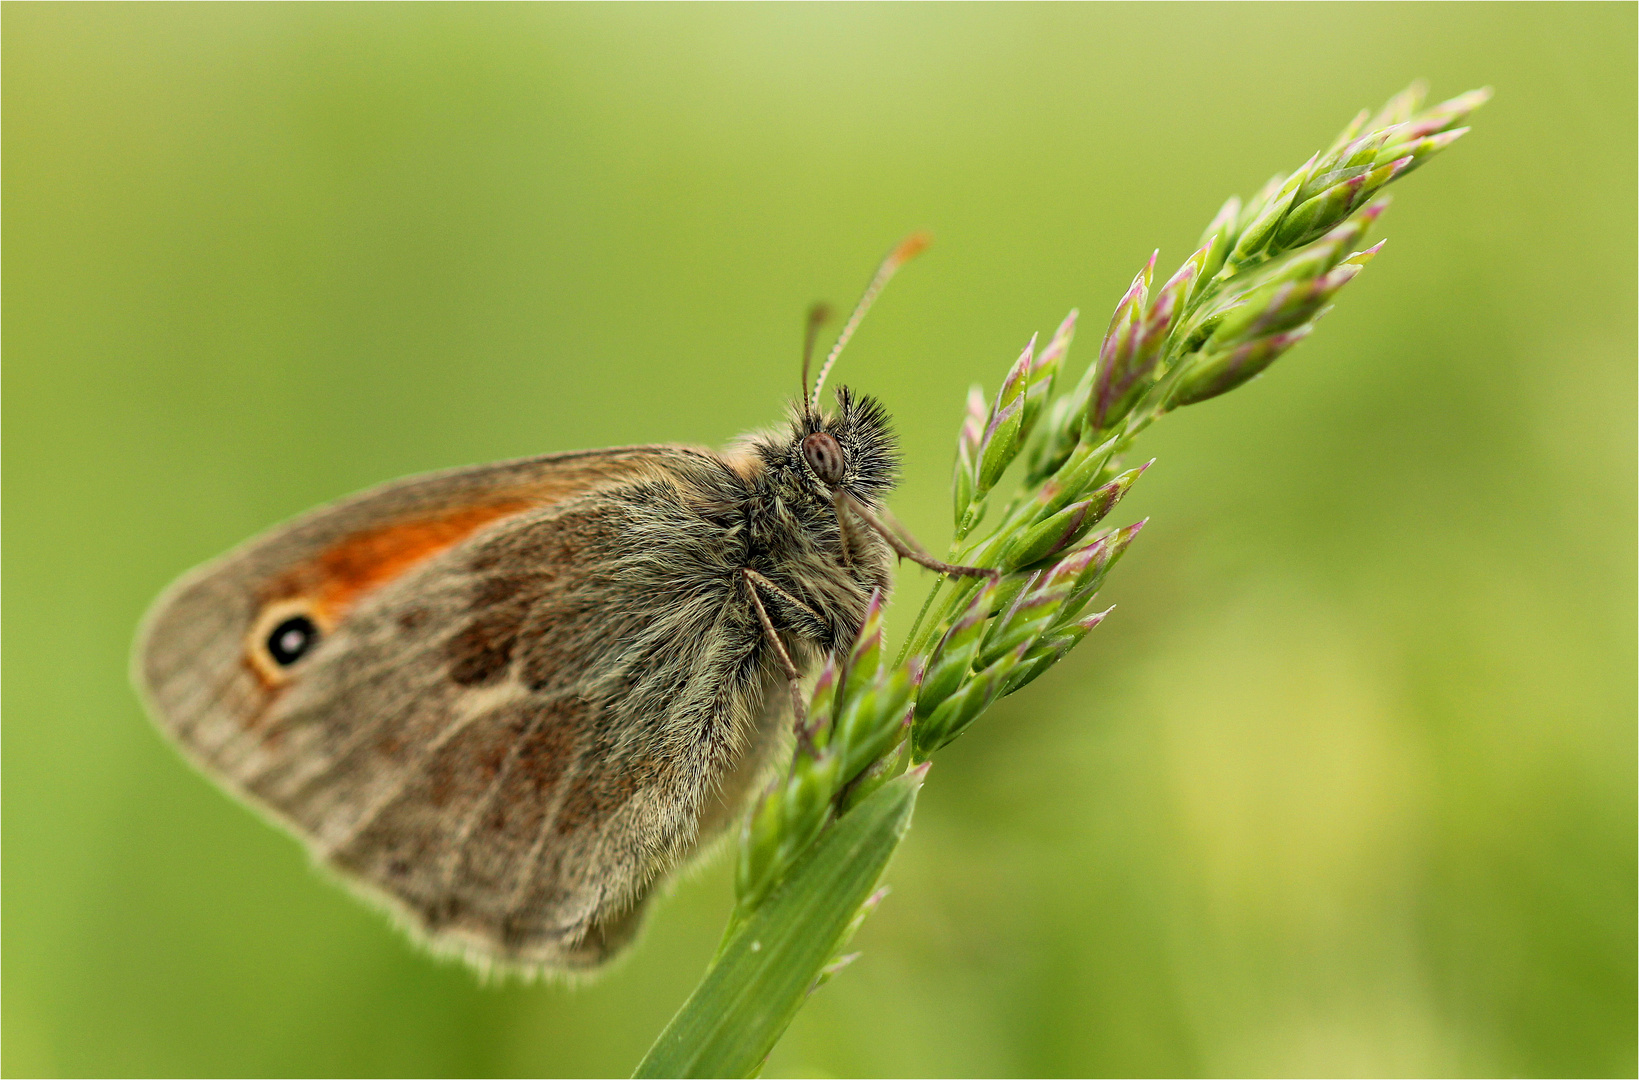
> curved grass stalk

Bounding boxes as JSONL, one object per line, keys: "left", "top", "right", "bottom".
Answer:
{"left": 634, "top": 82, "right": 1487, "bottom": 1079}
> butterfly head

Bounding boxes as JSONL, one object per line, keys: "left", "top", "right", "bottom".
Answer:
{"left": 793, "top": 385, "right": 898, "bottom": 502}
{"left": 776, "top": 234, "right": 924, "bottom": 509}
{"left": 741, "top": 386, "right": 898, "bottom": 508}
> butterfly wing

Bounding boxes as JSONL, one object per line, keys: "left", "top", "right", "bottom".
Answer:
{"left": 136, "top": 446, "right": 784, "bottom": 971}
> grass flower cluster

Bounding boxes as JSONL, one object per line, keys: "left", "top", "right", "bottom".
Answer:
{"left": 636, "top": 81, "right": 1488, "bottom": 1079}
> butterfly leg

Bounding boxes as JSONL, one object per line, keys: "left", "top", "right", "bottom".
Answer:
{"left": 834, "top": 489, "right": 1000, "bottom": 580}
{"left": 741, "top": 568, "right": 824, "bottom": 741}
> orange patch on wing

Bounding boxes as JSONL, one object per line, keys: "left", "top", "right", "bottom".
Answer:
{"left": 266, "top": 501, "right": 534, "bottom": 621}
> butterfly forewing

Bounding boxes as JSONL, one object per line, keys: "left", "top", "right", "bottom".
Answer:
{"left": 136, "top": 446, "right": 787, "bottom": 970}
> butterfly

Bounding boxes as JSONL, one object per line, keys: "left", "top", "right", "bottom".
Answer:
{"left": 133, "top": 236, "right": 990, "bottom": 974}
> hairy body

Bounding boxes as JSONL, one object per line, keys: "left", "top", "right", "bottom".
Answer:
{"left": 136, "top": 389, "right": 898, "bottom": 971}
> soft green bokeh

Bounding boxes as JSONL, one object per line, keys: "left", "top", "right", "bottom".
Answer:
{"left": 5, "top": 4, "right": 1633, "bottom": 1077}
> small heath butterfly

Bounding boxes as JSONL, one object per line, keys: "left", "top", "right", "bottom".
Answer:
{"left": 134, "top": 236, "right": 988, "bottom": 973}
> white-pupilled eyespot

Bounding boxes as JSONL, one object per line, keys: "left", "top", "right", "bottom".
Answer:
{"left": 802, "top": 432, "right": 846, "bottom": 486}
{"left": 245, "top": 598, "right": 329, "bottom": 684}
{"left": 267, "top": 615, "right": 318, "bottom": 665}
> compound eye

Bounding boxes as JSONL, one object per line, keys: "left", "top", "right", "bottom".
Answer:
{"left": 802, "top": 432, "right": 847, "bottom": 486}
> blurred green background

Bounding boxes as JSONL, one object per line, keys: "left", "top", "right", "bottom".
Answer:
{"left": 5, "top": 4, "right": 1634, "bottom": 1077}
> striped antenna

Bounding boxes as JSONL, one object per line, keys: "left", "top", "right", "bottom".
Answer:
{"left": 800, "top": 303, "right": 833, "bottom": 419}
{"left": 810, "top": 232, "right": 930, "bottom": 404}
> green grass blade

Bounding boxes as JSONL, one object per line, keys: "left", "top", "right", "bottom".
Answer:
{"left": 632, "top": 770, "right": 924, "bottom": 1079}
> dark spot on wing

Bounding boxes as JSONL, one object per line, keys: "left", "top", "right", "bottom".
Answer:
{"left": 447, "top": 608, "right": 527, "bottom": 686}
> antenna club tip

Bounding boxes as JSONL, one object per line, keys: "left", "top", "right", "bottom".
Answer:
{"left": 890, "top": 231, "right": 933, "bottom": 267}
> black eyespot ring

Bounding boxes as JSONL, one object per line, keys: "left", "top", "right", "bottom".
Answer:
{"left": 802, "top": 431, "right": 847, "bottom": 486}
{"left": 266, "top": 614, "right": 319, "bottom": 667}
